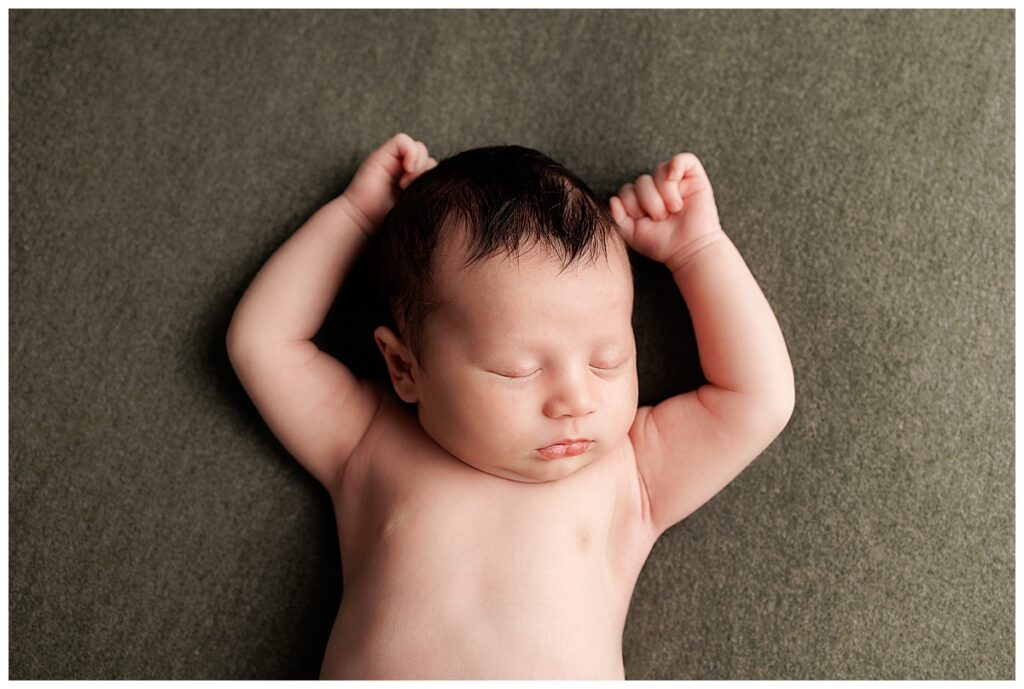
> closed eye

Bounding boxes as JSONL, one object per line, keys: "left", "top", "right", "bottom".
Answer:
{"left": 492, "top": 369, "right": 541, "bottom": 379}
{"left": 590, "top": 362, "right": 625, "bottom": 371}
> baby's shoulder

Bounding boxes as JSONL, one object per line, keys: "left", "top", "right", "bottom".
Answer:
{"left": 352, "top": 381, "right": 417, "bottom": 446}
{"left": 339, "top": 383, "right": 430, "bottom": 474}
{"left": 364, "top": 382, "right": 418, "bottom": 428}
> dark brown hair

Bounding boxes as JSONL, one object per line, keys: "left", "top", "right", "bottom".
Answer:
{"left": 373, "top": 144, "right": 626, "bottom": 368}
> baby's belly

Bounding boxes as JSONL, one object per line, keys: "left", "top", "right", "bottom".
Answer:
{"left": 319, "top": 525, "right": 632, "bottom": 679}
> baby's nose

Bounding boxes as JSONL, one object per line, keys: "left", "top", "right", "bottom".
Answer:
{"left": 542, "top": 376, "right": 597, "bottom": 419}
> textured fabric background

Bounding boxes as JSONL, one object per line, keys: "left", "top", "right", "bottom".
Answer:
{"left": 9, "top": 9, "right": 1013, "bottom": 679}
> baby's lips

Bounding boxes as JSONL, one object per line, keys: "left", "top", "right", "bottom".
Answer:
{"left": 535, "top": 439, "right": 593, "bottom": 460}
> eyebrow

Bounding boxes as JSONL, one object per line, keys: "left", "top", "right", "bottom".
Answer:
{"left": 479, "top": 335, "right": 634, "bottom": 355}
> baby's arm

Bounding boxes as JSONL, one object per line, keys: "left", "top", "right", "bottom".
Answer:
{"left": 226, "top": 133, "right": 436, "bottom": 489}
{"left": 610, "top": 153, "right": 795, "bottom": 534}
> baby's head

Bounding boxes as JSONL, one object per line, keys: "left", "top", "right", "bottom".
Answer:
{"left": 372, "top": 145, "right": 638, "bottom": 483}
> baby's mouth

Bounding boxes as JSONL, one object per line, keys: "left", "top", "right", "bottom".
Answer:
{"left": 535, "top": 439, "right": 593, "bottom": 460}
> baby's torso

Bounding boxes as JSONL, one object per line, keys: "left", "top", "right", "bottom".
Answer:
{"left": 319, "top": 388, "right": 658, "bottom": 679}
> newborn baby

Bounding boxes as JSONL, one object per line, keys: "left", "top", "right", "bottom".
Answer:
{"left": 226, "top": 133, "right": 795, "bottom": 679}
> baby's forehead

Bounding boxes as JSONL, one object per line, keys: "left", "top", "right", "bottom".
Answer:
{"left": 430, "top": 238, "right": 634, "bottom": 338}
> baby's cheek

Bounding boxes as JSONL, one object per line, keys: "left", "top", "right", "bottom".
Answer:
{"left": 611, "top": 376, "right": 640, "bottom": 434}
{"left": 478, "top": 386, "right": 529, "bottom": 433}
{"left": 460, "top": 379, "right": 505, "bottom": 413}
{"left": 454, "top": 380, "right": 521, "bottom": 439}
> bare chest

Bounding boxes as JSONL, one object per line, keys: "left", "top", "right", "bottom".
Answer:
{"left": 321, "top": 409, "right": 657, "bottom": 678}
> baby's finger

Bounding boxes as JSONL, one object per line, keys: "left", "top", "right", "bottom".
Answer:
{"left": 635, "top": 174, "right": 668, "bottom": 221}
{"left": 667, "top": 152, "right": 712, "bottom": 191}
{"left": 609, "top": 195, "right": 625, "bottom": 225}
{"left": 419, "top": 155, "right": 438, "bottom": 174}
{"left": 675, "top": 175, "right": 708, "bottom": 202}
{"left": 402, "top": 140, "right": 423, "bottom": 174}
{"left": 655, "top": 161, "right": 684, "bottom": 213}
{"left": 399, "top": 154, "right": 439, "bottom": 190}
{"left": 616, "top": 183, "right": 643, "bottom": 220}
{"left": 609, "top": 196, "right": 636, "bottom": 241}
{"left": 370, "top": 132, "right": 416, "bottom": 179}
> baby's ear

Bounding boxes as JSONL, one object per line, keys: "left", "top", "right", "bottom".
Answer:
{"left": 373, "top": 326, "right": 419, "bottom": 404}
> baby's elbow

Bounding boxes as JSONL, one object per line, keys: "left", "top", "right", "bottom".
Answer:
{"left": 749, "top": 394, "right": 793, "bottom": 461}
{"left": 777, "top": 395, "right": 795, "bottom": 431}
{"left": 772, "top": 358, "right": 796, "bottom": 426}
{"left": 772, "top": 385, "right": 795, "bottom": 431}
{"left": 756, "top": 376, "right": 795, "bottom": 433}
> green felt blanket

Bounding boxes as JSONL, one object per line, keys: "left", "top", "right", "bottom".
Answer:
{"left": 8, "top": 8, "right": 1013, "bottom": 679}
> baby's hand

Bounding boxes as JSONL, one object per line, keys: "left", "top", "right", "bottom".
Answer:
{"left": 609, "top": 153, "right": 724, "bottom": 271}
{"left": 341, "top": 132, "right": 438, "bottom": 236}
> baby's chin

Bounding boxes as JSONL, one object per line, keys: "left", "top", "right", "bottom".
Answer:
{"left": 455, "top": 451, "right": 595, "bottom": 484}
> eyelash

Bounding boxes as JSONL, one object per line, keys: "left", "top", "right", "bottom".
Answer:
{"left": 496, "top": 363, "right": 624, "bottom": 379}
{"left": 498, "top": 370, "right": 540, "bottom": 379}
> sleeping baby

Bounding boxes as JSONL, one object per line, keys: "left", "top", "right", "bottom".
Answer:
{"left": 226, "top": 132, "right": 795, "bottom": 679}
